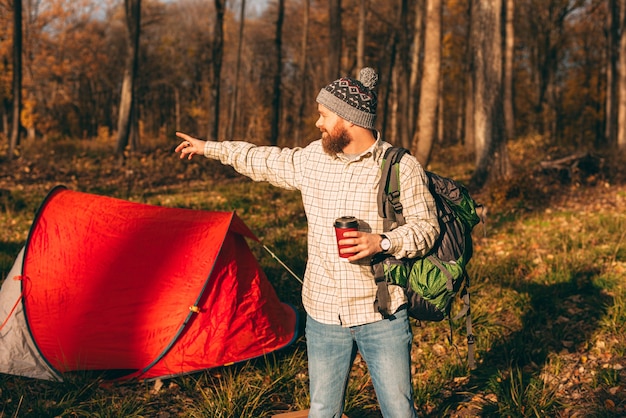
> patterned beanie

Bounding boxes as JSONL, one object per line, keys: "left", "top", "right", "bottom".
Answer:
{"left": 316, "top": 67, "right": 378, "bottom": 129}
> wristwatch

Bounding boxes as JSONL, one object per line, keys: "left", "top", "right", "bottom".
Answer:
{"left": 380, "top": 234, "right": 391, "bottom": 253}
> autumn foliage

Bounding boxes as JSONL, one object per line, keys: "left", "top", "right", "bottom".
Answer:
{"left": 0, "top": 0, "right": 621, "bottom": 154}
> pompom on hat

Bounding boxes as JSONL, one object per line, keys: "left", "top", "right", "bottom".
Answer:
{"left": 316, "top": 67, "right": 379, "bottom": 129}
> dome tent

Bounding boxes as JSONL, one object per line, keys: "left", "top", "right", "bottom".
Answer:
{"left": 0, "top": 186, "right": 298, "bottom": 381}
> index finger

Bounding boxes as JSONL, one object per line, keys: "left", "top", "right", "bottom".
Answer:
{"left": 174, "top": 132, "right": 193, "bottom": 152}
{"left": 175, "top": 131, "right": 193, "bottom": 142}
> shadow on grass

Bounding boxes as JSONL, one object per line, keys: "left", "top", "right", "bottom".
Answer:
{"left": 442, "top": 266, "right": 614, "bottom": 417}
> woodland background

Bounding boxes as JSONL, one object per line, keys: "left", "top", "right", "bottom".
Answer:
{"left": 1, "top": 0, "right": 626, "bottom": 187}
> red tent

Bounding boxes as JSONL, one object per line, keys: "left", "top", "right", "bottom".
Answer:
{"left": 0, "top": 186, "right": 297, "bottom": 381}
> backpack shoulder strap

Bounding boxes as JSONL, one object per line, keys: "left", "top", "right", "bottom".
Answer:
{"left": 378, "top": 147, "right": 410, "bottom": 231}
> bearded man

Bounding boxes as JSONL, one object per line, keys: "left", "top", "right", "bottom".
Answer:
{"left": 175, "top": 68, "right": 439, "bottom": 418}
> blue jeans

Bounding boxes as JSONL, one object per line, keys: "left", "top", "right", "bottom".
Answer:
{"left": 305, "top": 310, "right": 416, "bottom": 418}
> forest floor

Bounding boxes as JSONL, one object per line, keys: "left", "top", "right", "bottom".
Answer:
{"left": 451, "top": 182, "right": 626, "bottom": 418}
{"left": 0, "top": 135, "right": 625, "bottom": 417}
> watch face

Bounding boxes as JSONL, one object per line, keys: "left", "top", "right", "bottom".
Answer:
{"left": 381, "top": 238, "right": 391, "bottom": 251}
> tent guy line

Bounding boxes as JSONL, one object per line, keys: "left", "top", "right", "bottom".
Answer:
{"left": 261, "top": 244, "right": 304, "bottom": 285}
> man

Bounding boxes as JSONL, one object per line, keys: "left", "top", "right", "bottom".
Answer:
{"left": 175, "top": 68, "right": 439, "bottom": 417}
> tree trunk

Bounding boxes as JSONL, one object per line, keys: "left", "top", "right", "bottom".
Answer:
{"left": 2, "top": 110, "right": 8, "bottom": 139}
{"left": 470, "top": 0, "right": 511, "bottom": 190}
{"left": 437, "top": 74, "right": 444, "bottom": 143}
{"left": 503, "top": 0, "right": 515, "bottom": 140}
{"left": 390, "top": 60, "right": 399, "bottom": 144}
{"left": 329, "top": 0, "right": 342, "bottom": 79}
{"left": 618, "top": 0, "right": 626, "bottom": 151}
{"left": 525, "top": 1, "right": 580, "bottom": 139}
{"left": 408, "top": 0, "right": 424, "bottom": 142}
{"left": 9, "top": 0, "right": 23, "bottom": 158}
{"left": 294, "top": 0, "right": 310, "bottom": 147}
{"left": 175, "top": 87, "right": 181, "bottom": 133}
{"left": 396, "top": 0, "right": 411, "bottom": 148}
{"left": 412, "top": 0, "right": 442, "bottom": 167}
{"left": 356, "top": 0, "right": 366, "bottom": 72}
{"left": 115, "top": 0, "right": 141, "bottom": 158}
{"left": 607, "top": 0, "right": 619, "bottom": 147}
{"left": 456, "top": 93, "right": 464, "bottom": 144}
{"left": 388, "top": 0, "right": 402, "bottom": 146}
{"left": 228, "top": 0, "right": 246, "bottom": 140}
{"left": 209, "top": 0, "right": 225, "bottom": 141}
{"left": 270, "top": 0, "right": 285, "bottom": 145}
{"left": 381, "top": 31, "right": 397, "bottom": 141}
{"left": 464, "top": 71, "right": 474, "bottom": 152}
{"left": 464, "top": 0, "right": 474, "bottom": 154}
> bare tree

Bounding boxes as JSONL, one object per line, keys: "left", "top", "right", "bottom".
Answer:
{"left": 437, "top": 74, "right": 444, "bottom": 142}
{"left": 464, "top": 68, "right": 475, "bottom": 153}
{"left": 227, "top": 0, "right": 246, "bottom": 140}
{"left": 470, "top": 0, "right": 511, "bottom": 189}
{"left": 329, "top": 0, "right": 342, "bottom": 79}
{"left": 270, "top": 0, "right": 285, "bottom": 145}
{"left": 503, "top": 0, "right": 515, "bottom": 139}
{"left": 385, "top": 0, "right": 403, "bottom": 146}
{"left": 463, "top": 0, "right": 475, "bottom": 154}
{"left": 411, "top": 0, "right": 442, "bottom": 167}
{"left": 396, "top": 0, "right": 411, "bottom": 148}
{"left": 294, "top": 0, "right": 310, "bottom": 147}
{"left": 521, "top": 0, "right": 585, "bottom": 139}
{"left": 607, "top": 0, "right": 620, "bottom": 147}
{"left": 209, "top": 0, "right": 225, "bottom": 141}
{"left": 9, "top": 0, "right": 22, "bottom": 158}
{"left": 408, "top": 0, "right": 424, "bottom": 142}
{"left": 381, "top": 21, "right": 397, "bottom": 142}
{"left": 356, "top": 0, "right": 366, "bottom": 72}
{"left": 618, "top": 0, "right": 626, "bottom": 151}
{"left": 115, "top": 0, "right": 141, "bottom": 158}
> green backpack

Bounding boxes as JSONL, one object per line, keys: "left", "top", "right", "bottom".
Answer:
{"left": 372, "top": 147, "right": 482, "bottom": 368}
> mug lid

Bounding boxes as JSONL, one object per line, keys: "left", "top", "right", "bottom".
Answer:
{"left": 334, "top": 216, "right": 358, "bottom": 228}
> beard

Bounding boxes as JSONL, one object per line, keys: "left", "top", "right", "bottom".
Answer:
{"left": 321, "top": 125, "right": 352, "bottom": 156}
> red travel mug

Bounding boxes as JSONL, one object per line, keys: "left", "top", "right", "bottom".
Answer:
{"left": 334, "top": 216, "right": 359, "bottom": 261}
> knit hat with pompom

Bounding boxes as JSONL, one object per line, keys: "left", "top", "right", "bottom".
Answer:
{"left": 316, "top": 67, "right": 378, "bottom": 129}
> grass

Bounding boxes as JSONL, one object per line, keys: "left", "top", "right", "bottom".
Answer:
{"left": 0, "top": 136, "right": 625, "bottom": 417}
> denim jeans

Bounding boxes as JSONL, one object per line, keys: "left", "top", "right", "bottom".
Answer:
{"left": 305, "top": 309, "right": 416, "bottom": 418}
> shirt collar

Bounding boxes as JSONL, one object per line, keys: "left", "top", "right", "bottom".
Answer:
{"left": 337, "top": 131, "right": 384, "bottom": 163}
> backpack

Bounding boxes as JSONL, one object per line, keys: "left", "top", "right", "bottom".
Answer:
{"left": 371, "top": 146, "right": 482, "bottom": 368}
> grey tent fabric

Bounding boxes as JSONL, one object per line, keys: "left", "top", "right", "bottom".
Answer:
{"left": 0, "top": 248, "right": 61, "bottom": 381}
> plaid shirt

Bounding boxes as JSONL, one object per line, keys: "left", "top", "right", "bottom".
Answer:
{"left": 204, "top": 137, "right": 439, "bottom": 327}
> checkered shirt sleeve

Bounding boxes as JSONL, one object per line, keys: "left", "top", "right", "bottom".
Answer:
{"left": 204, "top": 138, "right": 439, "bottom": 327}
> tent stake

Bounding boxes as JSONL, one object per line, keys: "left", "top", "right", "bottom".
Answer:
{"left": 262, "top": 245, "right": 303, "bottom": 285}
